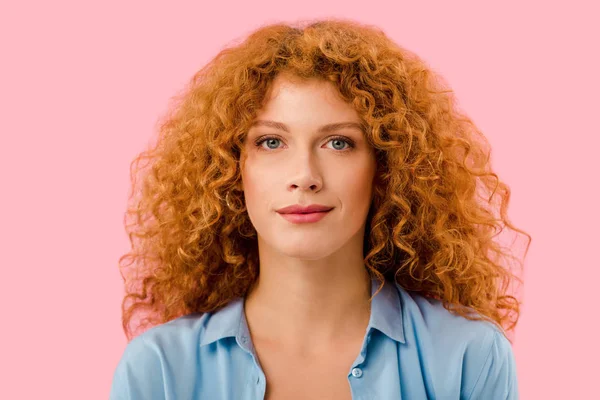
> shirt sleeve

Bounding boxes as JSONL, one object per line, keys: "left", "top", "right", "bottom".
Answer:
{"left": 465, "top": 329, "right": 519, "bottom": 400}
{"left": 109, "top": 335, "right": 166, "bottom": 400}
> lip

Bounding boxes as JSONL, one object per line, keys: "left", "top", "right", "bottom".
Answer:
{"left": 277, "top": 209, "right": 332, "bottom": 224}
{"left": 276, "top": 204, "right": 334, "bottom": 214}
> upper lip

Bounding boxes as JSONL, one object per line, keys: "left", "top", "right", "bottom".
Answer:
{"left": 276, "top": 204, "right": 334, "bottom": 214}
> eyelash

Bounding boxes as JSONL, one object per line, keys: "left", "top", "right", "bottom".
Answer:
{"left": 254, "top": 135, "right": 355, "bottom": 152}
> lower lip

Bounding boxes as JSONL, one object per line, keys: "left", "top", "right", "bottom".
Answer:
{"left": 277, "top": 210, "right": 332, "bottom": 223}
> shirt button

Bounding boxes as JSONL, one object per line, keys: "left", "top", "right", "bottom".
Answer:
{"left": 351, "top": 367, "right": 363, "bottom": 378}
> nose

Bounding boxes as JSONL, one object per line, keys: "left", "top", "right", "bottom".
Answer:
{"left": 286, "top": 152, "right": 323, "bottom": 193}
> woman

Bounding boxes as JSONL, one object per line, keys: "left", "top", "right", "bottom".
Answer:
{"left": 110, "top": 19, "right": 530, "bottom": 399}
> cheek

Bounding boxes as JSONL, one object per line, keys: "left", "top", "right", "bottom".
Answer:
{"left": 241, "top": 164, "right": 274, "bottom": 210}
{"left": 339, "top": 161, "right": 375, "bottom": 199}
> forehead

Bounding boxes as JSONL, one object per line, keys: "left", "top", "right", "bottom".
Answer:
{"left": 254, "top": 74, "right": 362, "bottom": 127}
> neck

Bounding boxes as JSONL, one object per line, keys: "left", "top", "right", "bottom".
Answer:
{"left": 243, "top": 256, "right": 372, "bottom": 356}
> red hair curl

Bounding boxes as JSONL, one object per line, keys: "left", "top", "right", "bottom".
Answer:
{"left": 118, "top": 19, "right": 531, "bottom": 342}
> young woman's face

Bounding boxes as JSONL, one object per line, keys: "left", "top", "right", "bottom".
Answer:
{"left": 240, "top": 74, "right": 377, "bottom": 260}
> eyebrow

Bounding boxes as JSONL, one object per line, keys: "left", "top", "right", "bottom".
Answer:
{"left": 250, "top": 120, "right": 365, "bottom": 134}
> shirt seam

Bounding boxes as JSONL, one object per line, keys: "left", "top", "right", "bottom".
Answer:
{"left": 139, "top": 335, "right": 168, "bottom": 399}
{"left": 465, "top": 330, "right": 496, "bottom": 400}
{"left": 110, "top": 362, "right": 127, "bottom": 400}
{"left": 506, "top": 377, "right": 514, "bottom": 399}
{"left": 505, "top": 347, "right": 515, "bottom": 399}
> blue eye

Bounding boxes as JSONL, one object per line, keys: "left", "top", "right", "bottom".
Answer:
{"left": 329, "top": 138, "right": 349, "bottom": 151}
{"left": 254, "top": 136, "right": 355, "bottom": 151}
{"left": 260, "top": 137, "right": 281, "bottom": 150}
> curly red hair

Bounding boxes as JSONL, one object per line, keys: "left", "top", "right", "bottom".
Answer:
{"left": 118, "top": 19, "right": 531, "bottom": 342}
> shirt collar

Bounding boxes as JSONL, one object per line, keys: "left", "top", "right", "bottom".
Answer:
{"left": 199, "top": 276, "right": 405, "bottom": 347}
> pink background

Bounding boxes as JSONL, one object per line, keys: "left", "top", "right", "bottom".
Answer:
{"left": 2, "top": 1, "right": 597, "bottom": 398}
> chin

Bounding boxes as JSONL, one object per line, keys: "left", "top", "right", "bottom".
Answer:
{"left": 274, "top": 241, "right": 340, "bottom": 261}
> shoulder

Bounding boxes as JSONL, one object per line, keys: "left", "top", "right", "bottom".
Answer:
{"left": 117, "top": 311, "right": 210, "bottom": 361}
{"left": 394, "top": 280, "right": 497, "bottom": 337}
{"left": 393, "top": 282, "right": 518, "bottom": 399}
{"left": 109, "top": 313, "right": 209, "bottom": 400}
{"left": 121, "top": 312, "right": 209, "bottom": 363}
{"left": 393, "top": 280, "right": 508, "bottom": 346}
{"left": 136, "top": 312, "right": 209, "bottom": 349}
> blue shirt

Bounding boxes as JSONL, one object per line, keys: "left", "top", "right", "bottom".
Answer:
{"left": 110, "top": 277, "right": 518, "bottom": 399}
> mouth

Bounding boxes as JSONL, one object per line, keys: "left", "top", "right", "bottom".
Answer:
{"left": 286, "top": 210, "right": 329, "bottom": 214}
{"left": 276, "top": 209, "right": 332, "bottom": 223}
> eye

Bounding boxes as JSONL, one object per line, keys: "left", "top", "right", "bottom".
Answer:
{"left": 327, "top": 136, "right": 354, "bottom": 151}
{"left": 254, "top": 135, "right": 355, "bottom": 151}
{"left": 256, "top": 137, "right": 282, "bottom": 150}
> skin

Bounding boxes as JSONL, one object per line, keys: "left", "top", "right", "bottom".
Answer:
{"left": 240, "top": 72, "right": 377, "bottom": 358}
